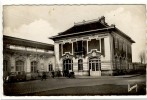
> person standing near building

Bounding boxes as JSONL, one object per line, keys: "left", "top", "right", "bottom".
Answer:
{"left": 41, "top": 72, "right": 46, "bottom": 81}
{"left": 51, "top": 70, "right": 55, "bottom": 78}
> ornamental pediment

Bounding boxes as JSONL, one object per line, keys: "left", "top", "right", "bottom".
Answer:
{"left": 62, "top": 52, "right": 74, "bottom": 59}
{"left": 56, "top": 33, "right": 108, "bottom": 44}
{"left": 87, "top": 49, "right": 101, "bottom": 57}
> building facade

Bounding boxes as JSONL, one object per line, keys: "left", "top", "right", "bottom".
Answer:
{"left": 50, "top": 16, "right": 135, "bottom": 76}
{"left": 3, "top": 35, "right": 55, "bottom": 80}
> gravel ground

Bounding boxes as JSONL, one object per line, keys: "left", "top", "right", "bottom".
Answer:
{"left": 4, "top": 75, "right": 146, "bottom": 96}
{"left": 19, "top": 83, "right": 146, "bottom": 96}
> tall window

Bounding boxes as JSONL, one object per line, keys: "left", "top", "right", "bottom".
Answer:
{"left": 31, "top": 61, "right": 37, "bottom": 73}
{"left": 63, "top": 59, "right": 73, "bottom": 71}
{"left": 120, "top": 58, "right": 122, "bottom": 70}
{"left": 63, "top": 43, "right": 72, "bottom": 54}
{"left": 88, "top": 39, "right": 100, "bottom": 52}
{"left": 116, "top": 58, "right": 120, "bottom": 69}
{"left": 89, "top": 57, "right": 101, "bottom": 71}
{"left": 3, "top": 60, "right": 8, "bottom": 71}
{"left": 78, "top": 59, "right": 83, "bottom": 70}
{"left": 122, "top": 42, "right": 125, "bottom": 52}
{"left": 115, "top": 38, "right": 118, "bottom": 49}
{"left": 74, "top": 41, "right": 86, "bottom": 57}
{"left": 75, "top": 41, "right": 86, "bottom": 55}
{"left": 114, "top": 56, "right": 118, "bottom": 69}
{"left": 77, "top": 41, "right": 83, "bottom": 51}
{"left": 48, "top": 64, "right": 53, "bottom": 71}
{"left": 16, "top": 60, "right": 24, "bottom": 71}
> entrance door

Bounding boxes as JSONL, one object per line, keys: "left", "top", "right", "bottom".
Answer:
{"left": 89, "top": 57, "right": 101, "bottom": 76}
{"left": 63, "top": 59, "right": 73, "bottom": 71}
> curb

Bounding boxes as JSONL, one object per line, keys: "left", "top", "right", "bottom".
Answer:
{"left": 74, "top": 74, "right": 142, "bottom": 79}
{"left": 115, "top": 74, "right": 141, "bottom": 78}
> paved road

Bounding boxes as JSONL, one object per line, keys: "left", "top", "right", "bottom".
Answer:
{"left": 3, "top": 75, "right": 146, "bottom": 95}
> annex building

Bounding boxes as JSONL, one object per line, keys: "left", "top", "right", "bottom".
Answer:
{"left": 50, "top": 16, "right": 135, "bottom": 76}
{"left": 3, "top": 35, "right": 55, "bottom": 80}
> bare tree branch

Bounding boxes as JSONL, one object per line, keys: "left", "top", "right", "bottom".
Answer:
{"left": 139, "top": 51, "right": 146, "bottom": 64}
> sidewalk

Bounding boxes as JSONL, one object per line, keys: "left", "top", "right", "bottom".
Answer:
{"left": 52, "top": 74, "right": 141, "bottom": 79}
{"left": 114, "top": 74, "right": 141, "bottom": 78}
{"left": 74, "top": 74, "right": 141, "bottom": 79}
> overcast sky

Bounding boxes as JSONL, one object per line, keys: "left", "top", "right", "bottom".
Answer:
{"left": 3, "top": 5, "right": 146, "bottom": 62}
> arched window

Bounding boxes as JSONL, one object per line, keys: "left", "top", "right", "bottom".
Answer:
{"left": 116, "top": 58, "right": 120, "bottom": 69}
{"left": 3, "top": 60, "right": 8, "bottom": 71}
{"left": 121, "top": 58, "right": 125, "bottom": 70}
{"left": 114, "top": 56, "right": 117, "bottom": 69}
{"left": 115, "top": 37, "right": 118, "bottom": 49}
{"left": 16, "top": 60, "right": 24, "bottom": 71}
{"left": 119, "top": 40, "right": 122, "bottom": 50}
{"left": 31, "top": 61, "right": 37, "bottom": 73}
{"left": 123, "top": 42, "right": 126, "bottom": 52}
{"left": 89, "top": 57, "right": 101, "bottom": 71}
{"left": 48, "top": 64, "right": 53, "bottom": 71}
{"left": 78, "top": 59, "right": 83, "bottom": 70}
{"left": 120, "top": 57, "right": 122, "bottom": 70}
{"left": 63, "top": 59, "right": 73, "bottom": 71}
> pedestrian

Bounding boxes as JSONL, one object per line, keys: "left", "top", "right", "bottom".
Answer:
{"left": 41, "top": 72, "right": 46, "bottom": 81}
{"left": 63, "top": 70, "right": 66, "bottom": 77}
{"left": 66, "top": 70, "right": 69, "bottom": 78}
{"left": 57, "top": 70, "right": 61, "bottom": 77}
{"left": 51, "top": 70, "right": 55, "bottom": 78}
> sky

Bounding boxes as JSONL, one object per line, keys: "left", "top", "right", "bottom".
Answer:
{"left": 3, "top": 5, "right": 147, "bottom": 62}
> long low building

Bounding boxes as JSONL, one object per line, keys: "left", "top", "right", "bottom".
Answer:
{"left": 3, "top": 35, "right": 55, "bottom": 80}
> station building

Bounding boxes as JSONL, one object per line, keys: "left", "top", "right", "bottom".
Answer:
{"left": 3, "top": 35, "right": 55, "bottom": 79}
{"left": 50, "top": 16, "right": 135, "bottom": 76}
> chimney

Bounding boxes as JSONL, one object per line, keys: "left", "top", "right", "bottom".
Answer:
{"left": 111, "top": 24, "right": 115, "bottom": 28}
{"left": 99, "top": 16, "right": 105, "bottom": 24}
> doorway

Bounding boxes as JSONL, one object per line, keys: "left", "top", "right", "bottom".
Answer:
{"left": 63, "top": 59, "right": 73, "bottom": 71}
{"left": 89, "top": 57, "right": 101, "bottom": 76}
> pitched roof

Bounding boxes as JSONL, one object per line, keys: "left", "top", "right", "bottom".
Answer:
{"left": 50, "top": 16, "right": 135, "bottom": 43}
{"left": 3, "top": 35, "right": 54, "bottom": 51}
{"left": 59, "top": 16, "right": 109, "bottom": 35}
{"left": 113, "top": 27, "right": 135, "bottom": 43}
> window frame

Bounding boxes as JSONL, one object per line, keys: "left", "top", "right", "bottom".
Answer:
{"left": 16, "top": 60, "right": 24, "bottom": 72}
{"left": 48, "top": 64, "right": 53, "bottom": 71}
{"left": 78, "top": 59, "right": 83, "bottom": 71}
{"left": 31, "top": 61, "right": 37, "bottom": 73}
{"left": 89, "top": 57, "right": 101, "bottom": 71}
{"left": 63, "top": 59, "right": 73, "bottom": 71}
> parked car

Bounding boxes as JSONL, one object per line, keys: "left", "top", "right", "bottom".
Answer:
{"left": 31, "top": 73, "right": 38, "bottom": 80}
{"left": 6, "top": 72, "right": 17, "bottom": 82}
{"left": 16, "top": 71, "right": 26, "bottom": 81}
{"left": 68, "top": 72, "right": 75, "bottom": 78}
{"left": 6, "top": 71, "right": 26, "bottom": 83}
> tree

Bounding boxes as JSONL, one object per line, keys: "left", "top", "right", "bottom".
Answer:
{"left": 139, "top": 51, "right": 146, "bottom": 64}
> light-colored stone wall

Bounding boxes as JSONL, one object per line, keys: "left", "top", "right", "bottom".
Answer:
{"left": 3, "top": 53, "right": 55, "bottom": 73}
{"left": 101, "top": 36, "right": 111, "bottom": 71}
{"left": 112, "top": 31, "right": 133, "bottom": 71}
{"left": 53, "top": 30, "right": 133, "bottom": 76}
{"left": 54, "top": 32, "right": 112, "bottom": 76}
{"left": 54, "top": 43, "right": 61, "bottom": 71}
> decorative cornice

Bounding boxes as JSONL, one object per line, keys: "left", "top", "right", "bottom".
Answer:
{"left": 56, "top": 33, "right": 108, "bottom": 44}
{"left": 62, "top": 52, "right": 74, "bottom": 60}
